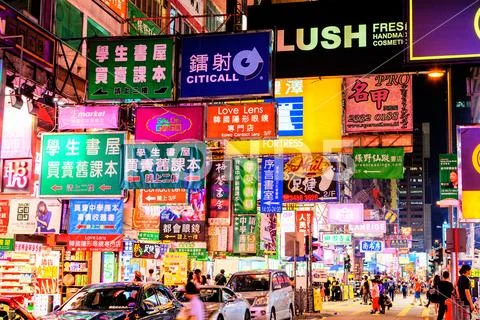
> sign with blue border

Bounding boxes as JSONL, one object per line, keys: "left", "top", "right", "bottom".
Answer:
{"left": 260, "top": 157, "right": 283, "bottom": 213}
{"left": 179, "top": 31, "right": 273, "bottom": 99}
{"left": 69, "top": 199, "right": 124, "bottom": 234}
{"left": 360, "top": 240, "right": 383, "bottom": 252}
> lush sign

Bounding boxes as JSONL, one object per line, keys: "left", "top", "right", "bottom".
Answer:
{"left": 40, "top": 133, "right": 125, "bottom": 197}
{"left": 233, "top": 159, "right": 258, "bottom": 214}
{"left": 353, "top": 147, "right": 404, "bottom": 179}
{"left": 179, "top": 31, "right": 273, "bottom": 99}
{"left": 439, "top": 154, "right": 458, "bottom": 200}
{"left": 125, "top": 143, "right": 206, "bottom": 189}
{"left": 87, "top": 37, "right": 173, "bottom": 101}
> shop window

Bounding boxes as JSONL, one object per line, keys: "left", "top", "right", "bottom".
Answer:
{"left": 55, "top": 0, "right": 83, "bottom": 50}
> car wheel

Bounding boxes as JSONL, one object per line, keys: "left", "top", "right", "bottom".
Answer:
{"left": 244, "top": 310, "right": 251, "bottom": 320}
{"left": 270, "top": 308, "right": 276, "bottom": 320}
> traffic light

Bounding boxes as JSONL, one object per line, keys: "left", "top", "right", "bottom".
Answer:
{"left": 344, "top": 255, "right": 351, "bottom": 272}
{"left": 434, "top": 248, "right": 444, "bottom": 264}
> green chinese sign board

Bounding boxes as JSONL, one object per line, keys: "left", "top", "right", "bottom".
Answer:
{"left": 138, "top": 231, "right": 160, "bottom": 241}
{"left": 40, "top": 133, "right": 125, "bottom": 197}
{"left": 0, "top": 238, "right": 14, "bottom": 251}
{"left": 353, "top": 147, "right": 404, "bottom": 179}
{"left": 233, "top": 214, "right": 257, "bottom": 254}
{"left": 323, "top": 233, "right": 352, "bottom": 245}
{"left": 128, "top": 2, "right": 161, "bottom": 36}
{"left": 174, "top": 248, "right": 209, "bottom": 261}
{"left": 440, "top": 154, "right": 458, "bottom": 200}
{"left": 233, "top": 159, "right": 258, "bottom": 214}
{"left": 125, "top": 143, "right": 206, "bottom": 189}
{"left": 87, "top": 37, "right": 173, "bottom": 101}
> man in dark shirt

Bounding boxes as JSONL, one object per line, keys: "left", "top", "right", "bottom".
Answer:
{"left": 437, "top": 271, "right": 454, "bottom": 320}
{"left": 457, "top": 264, "right": 477, "bottom": 319}
{"left": 214, "top": 269, "right": 227, "bottom": 286}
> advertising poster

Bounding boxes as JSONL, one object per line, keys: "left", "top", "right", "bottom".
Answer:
{"left": 458, "top": 126, "right": 480, "bottom": 220}
{"left": 233, "top": 214, "right": 257, "bottom": 254}
{"left": 206, "top": 103, "right": 276, "bottom": 139}
{"left": 125, "top": 143, "right": 206, "bottom": 190}
{"left": 179, "top": 31, "right": 273, "bottom": 99}
{"left": 353, "top": 147, "right": 404, "bottom": 179}
{"left": 0, "top": 200, "right": 9, "bottom": 234}
{"left": 439, "top": 153, "right": 458, "bottom": 200}
{"left": 58, "top": 106, "right": 119, "bottom": 130}
{"left": 233, "top": 158, "right": 258, "bottom": 214}
{"left": 283, "top": 154, "right": 338, "bottom": 202}
{"left": 163, "top": 252, "right": 188, "bottom": 286}
{"left": 135, "top": 106, "right": 204, "bottom": 142}
{"left": 208, "top": 160, "right": 232, "bottom": 226}
{"left": 87, "top": 37, "right": 173, "bottom": 101}
{"left": 40, "top": 132, "right": 125, "bottom": 197}
{"left": 280, "top": 211, "right": 295, "bottom": 258}
{"left": 260, "top": 213, "right": 277, "bottom": 255}
{"left": 327, "top": 203, "right": 364, "bottom": 225}
{"left": 344, "top": 74, "right": 413, "bottom": 133}
{"left": 207, "top": 226, "right": 229, "bottom": 252}
{"left": 260, "top": 157, "right": 283, "bottom": 213}
{"left": 67, "top": 234, "right": 123, "bottom": 252}
{"left": 132, "top": 242, "right": 169, "bottom": 259}
{"left": 8, "top": 199, "right": 62, "bottom": 234}
{"left": 133, "top": 195, "right": 161, "bottom": 230}
{"left": 2, "top": 159, "right": 32, "bottom": 193}
{"left": 68, "top": 199, "right": 124, "bottom": 234}
{"left": 296, "top": 211, "right": 313, "bottom": 235}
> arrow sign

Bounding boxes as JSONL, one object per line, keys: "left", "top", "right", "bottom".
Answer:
{"left": 99, "top": 184, "right": 112, "bottom": 191}
{"left": 140, "top": 189, "right": 187, "bottom": 204}
{"left": 51, "top": 185, "right": 63, "bottom": 191}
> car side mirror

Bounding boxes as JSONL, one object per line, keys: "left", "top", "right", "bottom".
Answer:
{"left": 53, "top": 305, "right": 60, "bottom": 311}
{"left": 227, "top": 296, "right": 236, "bottom": 303}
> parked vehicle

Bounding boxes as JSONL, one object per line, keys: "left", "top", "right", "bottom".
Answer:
{"left": 226, "top": 270, "right": 294, "bottom": 320}
{"left": 0, "top": 296, "right": 36, "bottom": 320}
{"left": 175, "top": 285, "right": 250, "bottom": 320}
{"left": 40, "top": 282, "right": 182, "bottom": 320}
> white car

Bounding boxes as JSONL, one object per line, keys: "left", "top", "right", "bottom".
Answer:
{"left": 226, "top": 270, "right": 294, "bottom": 320}
{"left": 176, "top": 285, "right": 251, "bottom": 320}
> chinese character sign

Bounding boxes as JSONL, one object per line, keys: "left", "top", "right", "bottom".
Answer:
{"left": 69, "top": 199, "right": 124, "bottom": 234}
{"left": 58, "top": 106, "right": 120, "bottom": 130}
{"left": 0, "top": 200, "right": 9, "bottom": 234}
{"left": 344, "top": 74, "right": 413, "bottom": 133}
{"left": 8, "top": 199, "right": 62, "bottom": 234}
{"left": 67, "top": 234, "right": 123, "bottom": 252}
{"left": 163, "top": 252, "right": 188, "bottom": 286}
{"left": 159, "top": 221, "right": 205, "bottom": 242}
{"left": 125, "top": 143, "right": 206, "bottom": 190}
{"left": 133, "top": 242, "right": 168, "bottom": 259}
{"left": 87, "top": 37, "right": 173, "bottom": 101}
{"left": 233, "top": 214, "right": 257, "bottom": 254}
{"left": 128, "top": 2, "right": 161, "bottom": 36}
{"left": 233, "top": 159, "right": 258, "bottom": 214}
{"left": 101, "top": 0, "right": 127, "bottom": 18}
{"left": 2, "top": 159, "right": 32, "bottom": 193}
{"left": 296, "top": 211, "right": 313, "bottom": 235}
{"left": 322, "top": 233, "right": 352, "bottom": 245}
{"left": 360, "top": 240, "right": 383, "bottom": 252}
{"left": 179, "top": 31, "right": 273, "bottom": 99}
{"left": 283, "top": 154, "right": 338, "bottom": 202}
{"left": 0, "top": 238, "right": 14, "bottom": 251}
{"left": 206, "top": 103, "right": 276, "bottom": 139}
{"left": 260, "top": 157, "right": 283, "bottom": 213}
{"left": 353, "top": 147, "right": 404, "bottom": 179}
{"left": 439, "top": 154, "right": 458, "bottom": 200}
{"left": 40, "top": 133, "right": 125, "bottom": 196}
{"left": 208, "top": 160, "right": 232, "bottom": 226}
{"left": 458, "top": 126, "right": 480, "bottom": 220}
{"left": 327, "top": 203, "right": 364, "bottom": 225}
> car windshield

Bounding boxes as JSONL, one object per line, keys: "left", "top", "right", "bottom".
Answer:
{"left": 199, "top": 288, "right": 221, "bottom": 303}
{"left": 228, "top": 274, "right": 270, "bottom": 292}
{"left": 62, "top": 286, "right": 140, "bottom": 311}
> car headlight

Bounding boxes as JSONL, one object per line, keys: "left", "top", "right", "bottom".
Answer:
{"left": 254, "top": 296, "right": 268, "bottom": 306}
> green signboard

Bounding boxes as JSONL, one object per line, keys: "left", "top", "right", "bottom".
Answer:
{"left": 40, "top": 133, "right": 125, "bottom": 197}
{"left": 439, "top": 153, "right": 458, "bottom": 200}
{"left": 138, "top": 231, "right": 160, "bottom": 241}
{"left": 233, "top": 159, "right": 258, "bottom": 214}
{"left": 87, "top": 37, "right": 174, "bottom": 101}
{"left": 125, "top": 143, "right": 206, "bottom": 189}
{"left": 128, "top": 3, "right": 161, "bottom": 36}
{"left": 233, "top": 214, "right": 257, "bottom": 254}
{"left": 174, "top": 248, "right": 209, "bottom": 261}
{"left": 0, "top": 238, "right": 14, "bottom": 251}
{"left": 353, "top": 147, "right": 404, "bottom": 179}
{"left": 322, "top": 233, "right": 352, "bottom": 245}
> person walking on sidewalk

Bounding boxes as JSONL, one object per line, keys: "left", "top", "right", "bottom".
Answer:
{"left": 362, "top": 276, "right": 370, "bottom": 305}
{"left": 457, "top": 264, "right": 477, "bottom": 320}
{"left": 370, "top": 280, "right": 381, "bottom": 314}
{"left": 437, "top": 271, "right": 454, "bottom": 320}
{"left": 412, "top": 278, "right": 423, "bottom": 306}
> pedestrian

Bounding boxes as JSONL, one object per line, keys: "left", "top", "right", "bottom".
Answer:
{"left": 201, "top": 275, "right": 207, "bottom": 285}
{"left": 457, "top": 264, "right": 477, "bottom": 319}
{"left": 134, "top": 271, "right": 142, "bottom": 282}
{"left": 387, "top": 277, "right": 396, "bottom": 302}
{"left": 411, "top": 278, "right": 423, "bottom": 306}
{"left": 206, "top": 274, "right": 213, "bottom": 285}
{"left": 401, "top": 281, "right": 408, "bottom": 298}
{"left": 362, "top": 275, "right": 370, "bottom": 305}
{"left": 370, "top": 280, "right": 381, "bottom": 314}
{"left": 146, "top": 268, "right": 156, "bottom": 282}
{"left": 193, "top": 269, "right": 202, "bottom": 287}
{"left": 187, "top": 271, "right": 194, "bottom": 283}
{"left": 324, "top": 279, "right": 331, "bottom": 302}
{"left": 177, "top": 281, "right": 206, "bottom": 320}
{"left": 214, "top": 269, "right": 227, "bottom": 286}
{"left": 437, "top": 271, "right": 454, "bottom": 320}
{"left": 425, "top": 274, "right": 440, "bottom": 308}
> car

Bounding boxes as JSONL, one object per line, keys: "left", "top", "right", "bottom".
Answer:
{"left": 0, "top": 296, "right": 36, "bottom": 320}
{"left": 40, "top": 282, "right": 182, "bottom": 320}
{"left": 226, "top": 270, "right": 294, "bottom": 320}
{"left": 174, "top": 285, "right": 251, "bottom": 320}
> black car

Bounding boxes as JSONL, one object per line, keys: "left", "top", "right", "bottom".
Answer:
{"left": 41, "top": 282, "right": 182, "bottom": 320}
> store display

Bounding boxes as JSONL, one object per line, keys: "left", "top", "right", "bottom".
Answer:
{"left": 61, "top": 251, "right": 91, "bottom": 302}
{"left": 0, "top": 252, "right": 35, "bottom": 296}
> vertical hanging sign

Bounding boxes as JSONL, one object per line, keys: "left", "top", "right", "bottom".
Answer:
{"left": 233, "top": 214, "right": 257, "bottom": 254}
{"left": 260, "top": 157, "right": 283, "bottom": 213}
{"left": 233, "top": 158, "right": 258, "bottom": 214}
{"left": 208, "top": 160, "right": 232, "bottom": 226}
